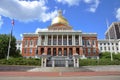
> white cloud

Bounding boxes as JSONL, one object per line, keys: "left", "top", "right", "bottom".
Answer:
{"left": 0, "top": 16, "right": 3, "bottom": 29}
{"left": 116, "top": 8, "right": 120, "bottom": 21}
{"left": 55, "top": 0, "right": 80, "bottom": 6}
{"left": 55, "top": 0, "right": 100, "bottom": 13}
{"left": 0, "top": 0, "right": 57, "bottom": 22}
{"left": 83, "top": 0, "right": 100, "bottom": 13}
{"left": 84, "top": 0, "right": 93, "bottom": 3}
{"left": 35, "top": 28, "right": 48, "bottom": 33}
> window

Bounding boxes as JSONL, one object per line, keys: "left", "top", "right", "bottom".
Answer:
{"left": 108, "top": 43, "right": 110, "bottom": 45}
{"left": 82, "top": 40, "right": 85, "bottom": 45}
{"left": 63, "top": 38, "right": 67, "bottom": 45}
{"left": 87, "top": 40, "right": 90, "bottom": 45}
{"left": 19, "top": 43, "right": 21, "bottom": 45}
{"left": 104, "top": 43, "right": 106, "bottom": 45}
{"left": 53, "top": 38, "right": 57, "bottom": 45}
{"left": 48, "top": 38, "right": 51, "bottom": 45}
{"left": 100, "top": 47, "right": 102, "bottom": 50}
{"left": 116, "top": 43, "right": 118, "bottom": 45}
{"left": 30, "top": 48, "right": 32, "bottom": 54}
{"left": 30, "top": 40, "right": 33, "bottom": 45}
{"left": 25, "top": 40, "right": 28, "bottom": 45}
{"left": 35, "top": 40, "right": 38, "bottom": 45}
{"left": 112, "top": 43, "right": 113, "bottom": 45}
{"left": 58, "top": 38, "right": 62, "bottom": 45}
{"left": 35, "top": 49, "right": 37, "bottom": 54}
{"left": 69, "top": 38, "right": 72, "bottom": 45}
{"left": 100, "top": 43, "right": 102, "bottom": 45}
{"left": 88, "top": 48, "right": 91, "bottom": 54}
{"left": 83, "top": 48, "right": 86, "bottom": 54}
{"left": 112, "top": 47, "right": 114, "bottom": 50}
{"left": 92, "top": 40, "right": 94, "bottom": 45}
{"left": 104, "top": 47, "right": 106, "bottom": 50}
{"left": 108, "top": 47, "right": 110, "bottom": 50}
{"left": 24, "top": 48, "right": 27, "bottom": 54}
{"left": 93, "top": 49, "right": 96, "bottom": 54}
{"left": 117, "top": 47, "right": 119, "bottom": 50}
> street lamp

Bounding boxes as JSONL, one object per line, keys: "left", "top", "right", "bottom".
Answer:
{"left": 106, "top": 19, "right": 113, "bottom": 61}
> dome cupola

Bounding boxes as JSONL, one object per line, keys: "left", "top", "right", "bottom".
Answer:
{"left": 51, "top": 10, "right": 68, "bottom": 25}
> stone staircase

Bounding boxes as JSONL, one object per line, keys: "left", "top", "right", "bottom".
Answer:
{"left": 27, "top": 67, "right": 93, "bottom": 72}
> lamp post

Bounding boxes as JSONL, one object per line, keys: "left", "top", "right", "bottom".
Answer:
{"left": 106, "top": 19, "right": 113, "bottom": 61}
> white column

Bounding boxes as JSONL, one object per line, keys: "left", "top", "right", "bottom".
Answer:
{"left": 45, "top": 35, "right": 47, "bottom": 45}
{"left": 41, "top": 58, "right": 43, "bottom": 67}
{"left": 67, "top": 35, "right": 68, "bottom": 46}
{"left": 62, "top": 35, "right": 63, "bottom": 45}
{"left": 51, "top": 35, "right": 53, "bottom": 45}
{"left": 44, "top": 58, "right": 46, "bottom": 67}
{"left": 80, "top": 35, "right": 82, "bottom": 46}
{"left": 46, "top": 35, "right": 48, "bottom": 45}
{"left": 77, "top": 59, "right": 79, "bottom": 67}
{"left": 79, "top": 35, "right": 80, "bottom": 46}
{"left": 72, "top": 35, "right": 75, "bottom": 45}
{"left": 73, "top": 58, "right": 76, "bottom": 67}
{"left": 52, "top": 60, "right": 55, "bottom": 67}
{"left": 114, "top": 43, "right": 116, "bottom": 53}
{"left": 74, "top": 35, "right": 76, "bottom": 45}
{"left": 65, "top": 60, "right": 68, "bottom": 67}
{"left": 72, "top": 35, "right": 73, "bottom": 45}
{"left": 38, "top": 35, "right": 41, "bottom": 46}
{"left": 57, "top": 35, "right": 58, "bottom": 45}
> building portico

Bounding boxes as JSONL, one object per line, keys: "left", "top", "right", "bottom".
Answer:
{"left": 37, "top": 31, "right": 83, "bottom": 56}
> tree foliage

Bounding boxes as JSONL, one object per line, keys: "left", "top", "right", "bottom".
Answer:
{"left": 0, "top": 34, "right": 21, "bottom": 59}
{"left": 99, "top": 52, "right": 120, "bottom": 60}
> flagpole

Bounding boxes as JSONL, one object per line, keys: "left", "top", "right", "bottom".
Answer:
{"left": 7, "top": 19, "right": 14, "bottom": 60}
{"left": 106, "top": 19, "right": 113, "bottom": 61}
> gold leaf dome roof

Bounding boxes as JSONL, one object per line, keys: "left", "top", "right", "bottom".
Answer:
{"left": 51, "top": 10, "right": 68, "bottom": 25}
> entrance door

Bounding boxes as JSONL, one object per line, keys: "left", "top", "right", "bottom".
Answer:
{"left": 55, "top": 60, "right": 65, "bottom": 67}
{"left": 53, "top": 48, "right": 56, "bottom": 56}
{"left": 46, "top": 59, "right": 52, "bottom": 67}
{"left": 68, "top": 60, "right": 74, "bottom": 67}
{"left": 58, "top": 48, "right": 62, "bottom": 56}
{"left": 64, "top": 48, "right": 67, "bottom": 56}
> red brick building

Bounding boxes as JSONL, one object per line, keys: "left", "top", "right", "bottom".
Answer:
{"left": 22, "top": 10, "right": 99, "bottom": 67}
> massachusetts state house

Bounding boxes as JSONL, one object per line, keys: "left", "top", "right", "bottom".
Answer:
{"left": 22, "top": 10, "right": 99, "bottom": 67}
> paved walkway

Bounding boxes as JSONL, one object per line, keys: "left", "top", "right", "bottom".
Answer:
{"left": 0, "top": 76, "right": 120, "bottom": 80}
{"left": 0, "top": 71, "right": 120, "bottom": 77}
{"left": 1, "top": 65, "right": 120, "bottom": 72}
{"left": 0, "top": 65, "right": 120, "bottom": 77}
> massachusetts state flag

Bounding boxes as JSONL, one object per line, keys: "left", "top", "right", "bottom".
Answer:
{"left": 11, "top": 19, "right": 14, "bottom": 26}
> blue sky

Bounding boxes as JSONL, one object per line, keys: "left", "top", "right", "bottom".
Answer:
{"left": 0, "top": 0, "right": 120, "bottom": 40}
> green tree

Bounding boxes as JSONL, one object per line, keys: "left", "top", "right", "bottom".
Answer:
{"left": 99, "top": 52, "right": 111, "bottom": 59}
{"left": 0, "top": 34, "right": 21, "bottom": 59}
{"left": 99, "top": 52, "right": 120, "bottom": 60}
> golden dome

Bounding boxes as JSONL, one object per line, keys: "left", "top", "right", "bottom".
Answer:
{"left": 51, "top": 10, "right": 68, "bottom": 25}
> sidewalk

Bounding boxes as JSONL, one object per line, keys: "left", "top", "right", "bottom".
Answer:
{"left": 0, "top": 71, "right": 120, "bottom": 77}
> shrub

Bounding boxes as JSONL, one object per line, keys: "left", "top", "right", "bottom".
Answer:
{"left": 79, "top": 59, "right": 120, "bottom": 66}
{"left": 0, "top": 58, "right": 41, "bottom": 66}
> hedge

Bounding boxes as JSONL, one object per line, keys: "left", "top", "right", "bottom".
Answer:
{"left": 0, "top": 58, "right": 41, "bottom": 66}
{"left": 79, "top": 59, "right": 120, "bottom": 66}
